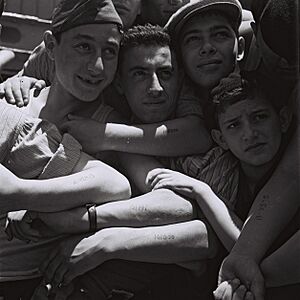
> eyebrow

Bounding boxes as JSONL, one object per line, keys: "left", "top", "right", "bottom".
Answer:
{"left": 183, "top": 25, "right": 232, "bottom": 37}
{"left": 72, "top": 34, "right": 119, "bottom": 47}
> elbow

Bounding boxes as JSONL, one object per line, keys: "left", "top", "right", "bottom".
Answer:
{"left": 193, "top": 220, "right": 219, "bottom": 259}
{"left": 111, "top": 173, "right": 132, "bottom": 200}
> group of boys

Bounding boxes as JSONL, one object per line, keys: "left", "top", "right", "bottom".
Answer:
{"left": 0, "top": 0, "right": 298, "bottom": 299}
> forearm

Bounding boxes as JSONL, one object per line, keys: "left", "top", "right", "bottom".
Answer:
{"left": 195, "top": 183, "right": 243, "bottom": 251}
{"left": 94, "top": 220, "right": 217, "bottom": 264}
{"left": 231, "top": 136, "right": 299, "bottom": 262}
{"left": 261, "top": 230, "right": 300, "bottom": 287}
{"left": 9, "top": 159, "right": 131, "bottom": 212}
{"left": 101, "top": 116, "right": 212, "bottom": 156}
{"left": 46, "top": 189, "right": 196, "bottom": 234}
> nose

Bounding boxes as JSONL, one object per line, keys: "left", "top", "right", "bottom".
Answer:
{"left": 199, "top": 40, "right": 216, "bottom": 57}
{"left": 88, "top": 55, "right": 104, "bottom": 76}
{"left": 242, "top": 123, "right": 258, "bottom": 142}
{"left": 148, "top": 73, "right": 163, "bottom": 96}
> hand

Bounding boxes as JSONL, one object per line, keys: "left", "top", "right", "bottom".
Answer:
{"left": 214, "top": 279, "right": 254, "bottom": 300}
{"left": 146, "top": 168, "right": 205, "bottom": 198}
{"left": 214, "top": 254, "right": 265, "bottom": 300}
{"left": 39, "top": 233, "right": 105, "bottom": 289}
{"left": 0, "top": 76, "right": 46, "bottom": 107}
{"left": 61, "top": 114, "right": 105, "bottom": 154}
{"left": 5, "top": 210, "right": 42, "bottom": 242}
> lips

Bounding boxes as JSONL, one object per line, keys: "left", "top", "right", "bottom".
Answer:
{"left": 245, "top": 143, "right": 266, "bottom": 152}
{"left": 197, "top": 59, "right": 222, "bottom": 68}
{"left": 77, "top": 75, "right": 103, "bottom": 86}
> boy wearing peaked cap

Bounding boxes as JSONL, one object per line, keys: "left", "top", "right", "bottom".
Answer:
{"left": 0, "top": 1, "right": 131, "bottom": 299}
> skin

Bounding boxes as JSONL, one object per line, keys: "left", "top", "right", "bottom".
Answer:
{"left": 180, "top": 13, "right": 244, "bottom": 95}
{"left": 141, "top": 0, "right": 190, "bottom": 26}
{"left": 213, "top": 97, "right": 288, "bottom": 181}
{"left": 112, "top": 0, "right": 141, "bottom": 29}
{"left": 48, "top": 24, "right": 120, "bottom": 103}
{"left": 118, "top": 45, "right": 178, "bottom": 123}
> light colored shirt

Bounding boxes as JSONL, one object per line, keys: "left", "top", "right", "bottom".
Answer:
{"left": 0, "top": 101, "right": 82, "bottom": 281}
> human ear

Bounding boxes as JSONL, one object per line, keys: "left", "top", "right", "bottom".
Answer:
{"left": 237, "top": 36, "right": 245, "bottom": 62}
{"left": 211, "top": 129, "right": 229, "bottom": 150}
{"left": 279, "top": 106, "right": 292, "bottom": 133}
{"left": 43, "top": 31, "right": 57, "bottom": 61}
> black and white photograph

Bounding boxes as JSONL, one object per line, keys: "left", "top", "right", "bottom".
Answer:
{"left": 0, "top": 0, "right": 298, "bottom": 299}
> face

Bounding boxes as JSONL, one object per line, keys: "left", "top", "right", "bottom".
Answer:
{"left": 113, "top": 0, "right": 141, "bottom": 29}
{"left": 119, "top": 45, "right": 179, "bottom": 123}
{"left": 142, "top": 0, "right": 190, "bottom": 26}
{"left": 180, "top": 13, "right": 243, "bottom": 91}
{"left": 217, "top": 97, "right": 285, "bottom": 168}
{"left": 51, "top": 23, "right": 121, "bottom": 102}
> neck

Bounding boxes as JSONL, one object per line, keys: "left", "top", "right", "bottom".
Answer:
{"left": 41, "top": 77, "right": 100, "bottom": 128}
{"left": 240, "top": 159, "right": 275, "bottom": 188}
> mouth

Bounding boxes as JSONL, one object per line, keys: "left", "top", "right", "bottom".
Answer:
{"left": 197, "top": 59, "right": 222, "bottom": 68}
{"left": 245, "top": 143, "right": 266, "bottom": 152}
{"left": 77, "top": 75, "right": 103, "bottom": 86}
{"left": 144, "top": 99, "right": 165, "bottom": 106}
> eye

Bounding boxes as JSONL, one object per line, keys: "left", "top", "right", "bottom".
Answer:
{"left": 253, "top": 113, "right": 268, "bottom": 122}
{"left": 103, "top": 47, "right": 118, "bottom": 59}
{"left": 213, "top": 30, "right": 231, "bottom": 40}
{"left": 158, "top": 69, "right": 173, "bottom": 80}
{"left": 74, "top": 43, "right": 91, "bottom": 53}
{"left": 184, "top": 35, "right": 201, "bottom": 45}
{"left": 227, "top": 121, "right": 239, "bottom": 130}
{"left": 132, "top": 70, "right": 147, "bottom": 79}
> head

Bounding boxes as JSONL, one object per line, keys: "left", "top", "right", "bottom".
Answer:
{"left": 166, "top": 0, "right": 244, "bottom": 92}
{"left": 44, "top": 0, "right": 123, "bottom": 102}
{"left": 116, "top": 24, "right": 179, "bottom": 123}
{"left": 210, "top": 74, "right": 291, "bottom": 171}
{"left": 250, "top": 0, "right": 298, "bottom": 81}
{"left": 113, "top": 0, "right": 141, "bottom": 30}
{"left": 141, "top": 0, "right": 190, "bottom": 26}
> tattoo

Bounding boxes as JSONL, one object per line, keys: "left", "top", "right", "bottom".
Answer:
{"left": 73, "top": 173, "right": 95, "bottom": 185}
{"left": 254, "top": 195, "right": 270, "bottom": 221}
{"left": 131, "top": 205, "right": 148, "bottom": 212}
{"left": 167, "top": 128, "right": 179, "bottom": 134}
{"left": 154, "top": 234, "right": 175, "bottom": 240}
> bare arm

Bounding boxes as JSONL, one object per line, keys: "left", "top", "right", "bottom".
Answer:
{"left": 261, "top": 229, "right": 300, "bottom": 287}
{"left": 147, "top": 168, "right": 243, "bottom": 251}
{"left": 40, "top": 220, "right": 218, "bottom": 287}
{"left": 63, "top": 115, "right": 212, "bottom": 157}
{"left": 1, "top": 152, "right": 131, "bottom": 213}
{"left": 33, "top": 188, "right": 197, "bottom": 235}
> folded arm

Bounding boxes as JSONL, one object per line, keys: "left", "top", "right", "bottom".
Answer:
{"left": 1, "top": 152, "right": 131, "bottom": 213}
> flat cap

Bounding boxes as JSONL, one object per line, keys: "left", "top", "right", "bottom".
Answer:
{"left": 165, "top": 0, "right": 242, "bottom": 41}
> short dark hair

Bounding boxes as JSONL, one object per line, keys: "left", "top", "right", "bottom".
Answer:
{"left": 118, "top": 24, "right": 171, "bottom": 69}
{"left": 205, "top": 73, "right": 287, "bottom": 130}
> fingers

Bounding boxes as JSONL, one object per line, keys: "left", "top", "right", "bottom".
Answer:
{"left": 249, "top": 274, "right": 265, "bottom": 300}
{"left": 232, "top": 284, "right": 247, "bottom": 300}
{"left": 33, "top": 79, "right": 46, "bottom": 98}
{"left": 146, "top": 168, "right": 168, "bottom": 186}
{"left": 214, "top": 279, "right": 240, "bottom": 300}
{"left": 214, "top": 281, "right": 230, "bottom": 300}
{"left": 2, "top": 79, "right": 16, "bottom": 105}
